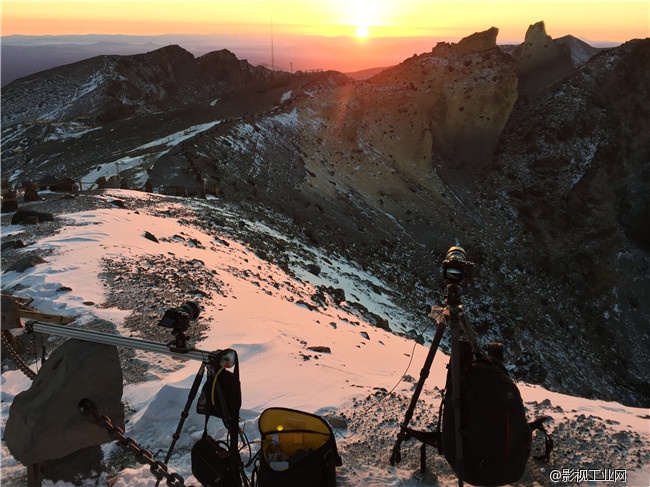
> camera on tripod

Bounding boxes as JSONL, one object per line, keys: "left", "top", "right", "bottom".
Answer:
{"left": 442, "top": 246, "right": 475, "bottom": 283}
{"left": 158, "top": 301, "right": 201, "bottom": 352}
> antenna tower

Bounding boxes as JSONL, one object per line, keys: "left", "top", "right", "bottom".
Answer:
{"left": 271, "top": 15, "right": 275, "bottom": 72}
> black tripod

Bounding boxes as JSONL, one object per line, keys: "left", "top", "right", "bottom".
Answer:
{"left": 389, "top": 247, "right": 476, "bottom": 487}
{"left": 156, "top": 349, "right": 249, "bottom": 487}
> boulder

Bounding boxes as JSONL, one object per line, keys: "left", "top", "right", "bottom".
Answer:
{"left": 1, "top": 198, "right": 18, "bottom": 213}
{"left": 1, "top": 240, "right": 26, "bottom": 251}
{"left": 4, "top": 255, "right": 47, "bottom": 273}
{"left": 4, "top": 339, "right": 124, "bottom": 465}
{"left": 50, "top": 177, "right": 77, "bottom": 192}
{"left": 23, "top": 182, "right": 41, "bottom": 202}
{"left": 11, "top": 209, "right": 54, "bottom": 225}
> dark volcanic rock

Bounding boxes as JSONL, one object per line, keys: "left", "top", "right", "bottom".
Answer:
{"left": 478, "top": 38, "right": 650, "bottom": 406}
{"left": 11, "top": 209, "right": 54, "bottom": 224}
{"left": 1, "top": 199, "right": 18, "bottom": 213}
{"left": 5, "top": 255, "right": 47, "bottom": 273}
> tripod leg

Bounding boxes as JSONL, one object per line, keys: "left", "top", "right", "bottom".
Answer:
{"left": 154, "top": 363, "right": 206, "bottom": 487}
{"left": 389, "top": 320, "right": 446, "bottom": 466}
{"left": 449, "top": 314, "right": 464, "bottom": 487}
{"left": 459, "top": 311, "right": 480, "bottom": 354}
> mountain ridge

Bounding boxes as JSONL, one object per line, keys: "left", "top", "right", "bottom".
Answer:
{"left": 1, "top": 44, "right": 277, "bottom": 127}
{"left": 1, "top": 30, "right": 613, "bottom": 87}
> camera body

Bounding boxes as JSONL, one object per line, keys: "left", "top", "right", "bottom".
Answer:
{"left": 442, "top": 246, "right": 475, "bottom": 283}
{"left": 158, "top": 301, "right": 201, "bottom": 352}
{"left": 158, "top": 301, "right": 201, "bottom": 333}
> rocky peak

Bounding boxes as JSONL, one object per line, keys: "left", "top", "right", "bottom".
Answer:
{"left": 198, "top": 48, "right": 240, "bottom": 65}
{"left": 511, "top": 21, "right": 575, "bottom": 94}
{"left": 513, "top": 21, "right": 557, "bottom": 65}
{"left": 431, "top": 27, "right": 500, "bottom": 56}
{"left": 413, "top": 28, "right": 518, "bottom": 185}
{"left": 454, "top": 26, "right": 500, "bottom": 54}
{"left": 555, "top": 35, "right": 604, "bottom": 68}
{"left": 133, "top": 44, "right": 194, "bottom": 64}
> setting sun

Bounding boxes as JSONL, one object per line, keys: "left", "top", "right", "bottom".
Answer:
{"left": 356, "top": 25, "right": 370, "bottom": 38}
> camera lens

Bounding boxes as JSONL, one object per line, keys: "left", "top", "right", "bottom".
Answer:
{"left": 179, "top": 301, "right": 201, "bottom": 321}
{"left": 445, "top": 246, "right": 467, "bottom": 263}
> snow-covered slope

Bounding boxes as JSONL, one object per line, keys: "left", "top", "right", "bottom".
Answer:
{"left": 1, "top": 190, "right": 648, "bottom": 486}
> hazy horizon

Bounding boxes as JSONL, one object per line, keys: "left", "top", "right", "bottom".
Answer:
{"left": 2, "top": 0, "right": 647, "bottom": 71}
{"left": 0, "top": 28, "right": 628, "bottom": 78}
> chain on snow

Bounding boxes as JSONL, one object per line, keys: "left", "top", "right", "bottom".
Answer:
{"left": 78, "top": 399, "right": 195, "bottom": 487}
{"left": 1, "top": 330, "right": 37, "bottom": 380}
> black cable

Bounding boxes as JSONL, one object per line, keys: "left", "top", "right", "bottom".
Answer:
{"left": 335, "top": 306, "right": 443, "bottom": 440}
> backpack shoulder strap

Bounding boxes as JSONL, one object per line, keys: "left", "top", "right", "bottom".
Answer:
{"left": 529, "top": 416, "right": 554, "bottom": 462}
{"left": 202, "top": 415, "right": 210, "bottom": 437}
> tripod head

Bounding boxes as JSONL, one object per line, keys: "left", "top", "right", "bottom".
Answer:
{"left": 157, "top": 301, "right": 201, "bottom": 353}
{"left": 442, "top": 246, "right": 474, "bottom": 308}
{"left": 442, "top": 247, "right": 474, "bottom": 284}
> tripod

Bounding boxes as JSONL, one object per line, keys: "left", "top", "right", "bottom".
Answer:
{"left": 389, "top": 277, "right": 478, "bottom": 487}
{"left": 154, "top": 362, "right": 206, "bottom": 487}
{"left": 157, "top": 349, "right": 249, "bottom": 487}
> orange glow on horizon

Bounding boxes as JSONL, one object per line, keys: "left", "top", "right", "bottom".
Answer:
{"left": 2, "top": 1, "right": 648, "bottom": 44}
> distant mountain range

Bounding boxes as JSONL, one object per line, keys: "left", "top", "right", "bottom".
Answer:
{"left": 0, "top": 31, "right": 612, "bottom": 87}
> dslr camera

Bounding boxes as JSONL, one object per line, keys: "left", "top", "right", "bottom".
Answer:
{"left": 158, "top": 301, "right": 201, "bottom": 352}
{"left": 442, "top": 246, "right": 475, "bottom": 283}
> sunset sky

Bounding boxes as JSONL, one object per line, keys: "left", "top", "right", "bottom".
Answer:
{"left": 2, "top": 1, "right": 649, "bottom": 72}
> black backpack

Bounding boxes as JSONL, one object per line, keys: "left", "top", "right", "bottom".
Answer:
{"left": 254, "top": 407, "right": 342, "bottom": 487}
{"left": 438, "top": 342, "right": 552, "bottom": 486}
{"left": 196, "top": 351, "right": 242, "bottom": 421}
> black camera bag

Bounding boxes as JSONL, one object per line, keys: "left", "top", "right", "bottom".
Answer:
{"left": 191, "top": 418, "right": 238, "bottom": 487}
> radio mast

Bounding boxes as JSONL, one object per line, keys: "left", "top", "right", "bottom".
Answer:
{"left": 271, "top": 14, "right": 275, "bottom": 72}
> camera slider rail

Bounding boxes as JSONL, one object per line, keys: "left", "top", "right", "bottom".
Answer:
{"left": 26, "top": 320, "right": 218, "bottom": 363}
